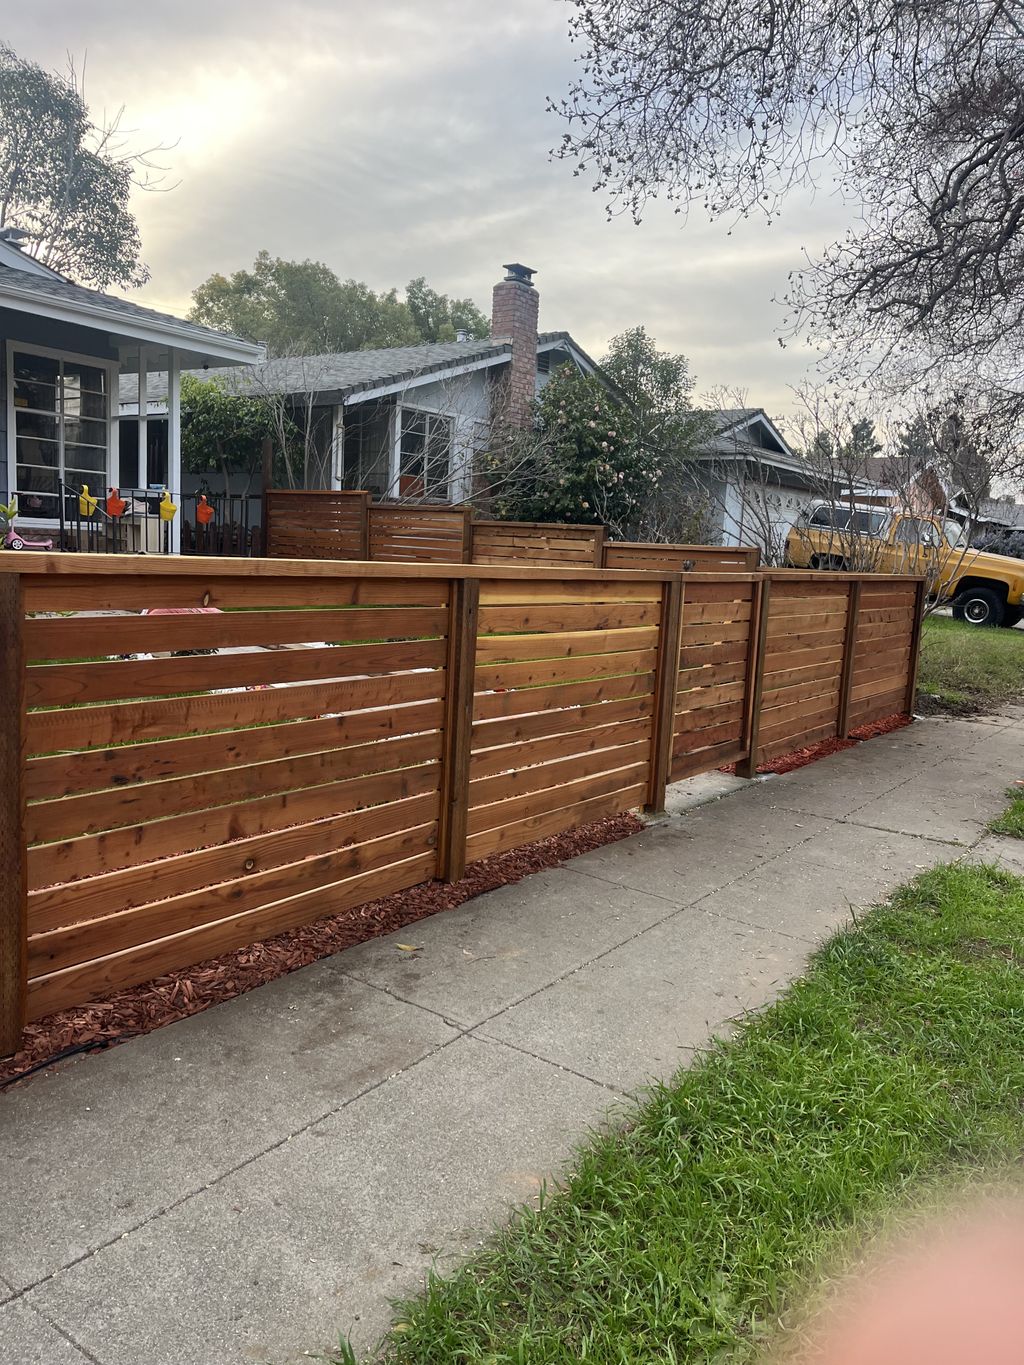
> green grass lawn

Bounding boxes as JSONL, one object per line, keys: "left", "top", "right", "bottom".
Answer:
{"left": 916, "top": 615, "right": 1024, "bottom": 714}
{"left": 990, "top": 788, "right": 1024, "bottom": 838}
{"left": 347, "top": 863, "right": 1024, "bottom": 1364}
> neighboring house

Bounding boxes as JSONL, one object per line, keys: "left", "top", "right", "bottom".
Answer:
{"left": 687, "top": 408, "right": 819, "bottom": 558}
{"left": 0, "top": 230, "right": 263, "bottom": 550}
{"left": 120, "top": 264, "right": 608, "bottom": 504}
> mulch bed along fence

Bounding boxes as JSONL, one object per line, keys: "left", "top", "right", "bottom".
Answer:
{"left": 0, "top": 554, "right": 925, "bottom": 1059}
{"left": 0, "top": 813, "right": 642, "bottom": 1090}
{"left": 720, "top": 711, "right": 913, "bottom": 777}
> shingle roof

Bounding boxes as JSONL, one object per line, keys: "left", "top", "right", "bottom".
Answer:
{"left": 0, "top": 264, "right": 258, "bottom": 358}
{"left": 120, "top": 336, "right": 513, "bottom": 405}
{"left": 707, "top": 407, "right": 762, "bottom": 433}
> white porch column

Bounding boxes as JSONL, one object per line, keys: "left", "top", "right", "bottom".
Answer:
{"left": 137, "top": 347, "right": 148, "bottom": 491}
{"left": 331, "top": 402, "right": 345, "bottom": 489}
{"left": 388, "top": 402, "right": 402, "bottom": 498}
{"left": 167, "top": 349, "right": 181, "bottom": 553}
{"left": 108, "top": 358, "right": 120, "bottom": 492}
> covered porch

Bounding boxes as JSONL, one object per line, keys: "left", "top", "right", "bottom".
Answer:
{"left": 0, "top": 244, "right": 262, "bottom": 554}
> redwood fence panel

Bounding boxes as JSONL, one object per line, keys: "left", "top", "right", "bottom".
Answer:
{"left": 470, "top": 572, "right": 660, "bottom": 862}
{"left": 471, "top": 520, "right": 606, "bottom": 567}
{"left": 673, "top": 574, "right": 762, "bottom": 780}
{"left": 368, "top": 504, "right": 472, "bottom": 563}
{"left": 263, "top": 492, "right": 759, "bottom": 573}
{"left": 0, "top": 554, "right": 923, "bottom": 1053}
{"left": 264, "top": 490, "right": 369, "bottom": 560}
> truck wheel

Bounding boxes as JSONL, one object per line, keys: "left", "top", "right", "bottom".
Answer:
{"left": 953, "top": 587, "right": 1005, "bottom": 627}
{"left": 999, "top": 606, "right": 1023, "bottom": 628}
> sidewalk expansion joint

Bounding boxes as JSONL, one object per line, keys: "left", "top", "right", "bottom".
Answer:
{"left": 15, "top": 1297, "right": 107, "bottom": 1365}
{"left": 468, "top": 1031, "right": 630, "bottom": 1099}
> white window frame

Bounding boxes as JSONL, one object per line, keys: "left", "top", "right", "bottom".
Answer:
{"left": 6, "top": 339, "right": 117, "bottom": 523}
{"left": 394, "top": 404, "right": 454, "bottom": 501}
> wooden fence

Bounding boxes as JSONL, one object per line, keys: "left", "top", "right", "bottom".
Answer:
{"left": 263, "top": 490, "right": 757, "bottom": 573}
{"left": 0, "top": 555, "right": 923, "bottom": 1054}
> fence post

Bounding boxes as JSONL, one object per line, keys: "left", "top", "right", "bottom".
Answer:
{"left": 437, "top": 575, "right": 480, "bottom": 882}
{"left": 457, "top": 508, "right": 473, "bottom": 563}
{"left": 0, "top": 573, "right": 26, "bottom": 1058}
{"left": 737, "top": 573, "right": 771, "bottom": 779}
{"left": 358, "top": 491, "right": 371, "bottom": 560}
{"left": 836, "top": 578, "right": 863, "bottom": 738}
{"left": 645, "top": 574, "right": 684, "bottom": 812}
{"left": 903, "top": 576, "right": 927, "bottom": 715}
{"left": 592, "top": 524, "right": 607, "bottom": 567}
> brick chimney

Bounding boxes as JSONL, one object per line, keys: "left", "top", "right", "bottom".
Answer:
{"left": 491, "top": 262, "right": 539, "bottom": 429}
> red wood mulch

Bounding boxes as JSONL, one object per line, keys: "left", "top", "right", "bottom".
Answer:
{"left": 1, "top": 812, "right": 643, "bottom": 1090}
{"left": 719, "top": 712, "right": 912, "bottom": 778}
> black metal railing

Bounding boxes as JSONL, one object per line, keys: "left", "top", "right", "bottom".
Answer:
{"left": 1, "top": 483, "right": 265, "bottom": 557}
{"left": 56, "top": 483, "right": 174, "bottom": 554}
{"left": 180, "top": 490, "right": 263, "bottom": 557}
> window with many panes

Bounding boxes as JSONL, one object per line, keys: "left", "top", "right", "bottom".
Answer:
{"left": 10, "top": 348, "right": 110, "bottom": 517}
{"left": 399, "top": 408, "right": 452, "bottom": 499}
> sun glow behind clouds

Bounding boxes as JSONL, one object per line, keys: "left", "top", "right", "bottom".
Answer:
{"left": 2, "top": 0, "right": 854, "bottom": 417}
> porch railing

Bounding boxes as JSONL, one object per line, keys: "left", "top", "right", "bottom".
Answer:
{"left": 180, "top": 491, "right": 264, "bottom": 558}
{"left": 55, "top": 484, "right": 174, "bottom": 554}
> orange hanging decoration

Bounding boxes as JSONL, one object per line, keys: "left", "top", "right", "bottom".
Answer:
{"left": 195, "top": 494, "right": 215, "bottom": 526}
{"left": 106, "top": 486, "right": 127, "bottom": 517}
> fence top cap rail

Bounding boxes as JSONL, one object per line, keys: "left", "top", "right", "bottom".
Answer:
{"left": 609, "top": 541, "right": 758, "bottom": 553}
{"left": 762, "top": 568, "right": 927, "bottom": 582}
{"left": 371, "top": 501, "right": 470, "bottom": 514}
{"left": 473, "top": 519, "right": 602, "bottom": 533}
{"left": 0, "top": 550, "right": 677, "bottom": 584}
{"left": 678, "top": 572, "right": 761, "bottom": 582}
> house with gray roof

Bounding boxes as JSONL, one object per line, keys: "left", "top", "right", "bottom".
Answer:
{"left": 118, "top": 264, "right": 613, "bottom": 510}
{"left": 0, "top": 231, "right": 263, "bottom": 550}
{"left": 682, "top": 407, "right": 819, "bottom": 558}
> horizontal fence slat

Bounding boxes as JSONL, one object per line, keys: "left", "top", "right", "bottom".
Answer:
{"left": 471, "top": 717, "right": 653, "bottom": 780}
{"left": 26, "top": 698, "right": 444, "bottom": 802}
{"left": 477, "top": 601, "right": 660, "bottom": 634}
{"left": 471, "top": 693, "right": 652, "bottom": 751}
{"left": 28, "top": 761, "right": 442, "bottom": 889}
{"left": 27, "top": 730, "right": 443, "bottom": 845}
{"left": 464, "top": 783, "right": 647, "bottom": 861}
{"left": 25, "top": 607, "right": 448, "bottom": 661}
{"left": 27, "top": 669, "right": 445, "bottom": 756}
{"left": 28, "top": 849, "right": 438, "bottom": 1021}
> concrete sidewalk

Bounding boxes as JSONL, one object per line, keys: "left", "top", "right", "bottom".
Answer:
{"left": 2, "top": 710, "right": 1022, "bottom": 1365}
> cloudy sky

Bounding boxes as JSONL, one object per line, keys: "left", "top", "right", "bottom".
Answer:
{"left": 4, "top": 1, "right": 853, "bottom": 420}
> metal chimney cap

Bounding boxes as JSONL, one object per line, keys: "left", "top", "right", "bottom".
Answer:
{"left": 502, "top": 262, "right": 536, "bottom": 286}
{"left": 455, "top": 328, "right": 472, "bottom": 342}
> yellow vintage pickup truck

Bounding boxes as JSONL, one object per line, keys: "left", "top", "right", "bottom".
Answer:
{"left": 787, "top": 502, "right": 1024, "bottom": 627}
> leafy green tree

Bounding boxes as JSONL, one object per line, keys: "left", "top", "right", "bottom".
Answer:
{"left": 190, "top": 252, "right": 422, "bottom": 354}
{"left": 180, "top": 374, "right": 278, "bottom": 496}
{"left": 0, "top": 43, "right": 154, "bottom": 288}
{"left": 190, "top": 253, "right": 490, "bottom": 354}
{"left": 405, "top": 277, "right": 489, "bottom": 342}
{"left": 602, "top": 326, "right": 710, "bottom": 458}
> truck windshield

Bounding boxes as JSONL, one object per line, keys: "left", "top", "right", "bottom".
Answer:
{"left": 943, "top": 519, "right": 969, "bottom": 549}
